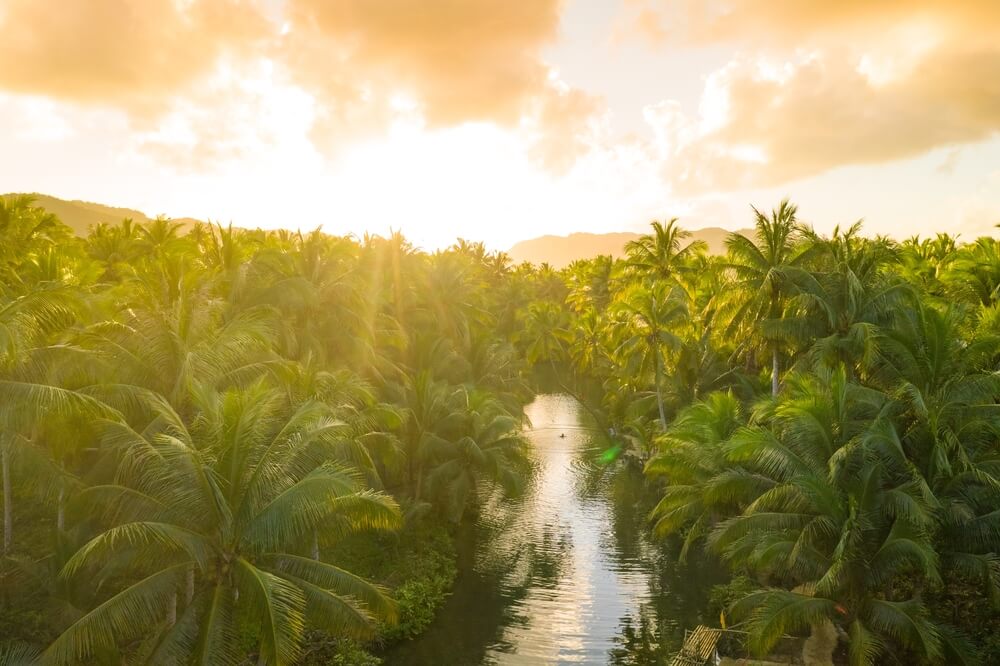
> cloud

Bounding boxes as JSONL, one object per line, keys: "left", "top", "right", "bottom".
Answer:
{"left": 650, "top": 48, "right": 1000, "bottom": 192}
{"left": 524, "top": 83, "right": 604, "bottom": 174}
{"left": 0, "top": 0, "right": 269, "bottom": 115}
{"left": 623, "top": 1, "right": 1000, "bottom": 46}
{"left": 279, "top": 0, "right": 603, "bottom": 172}
{"left": 282, "top": 0, "right": 563, "bottom": 126}
{"left": 0, "top": 0, "right": 602, "bottom": 173}
{"left": 632, "top": 1, "right": 1000, "bottom": 191}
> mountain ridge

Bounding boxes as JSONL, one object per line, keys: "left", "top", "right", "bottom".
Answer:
{"left": 3, "top": 192, "right": 202, "bottom": 236}
{"left": 508, "top": 227, "right": 753, "bottom": 268}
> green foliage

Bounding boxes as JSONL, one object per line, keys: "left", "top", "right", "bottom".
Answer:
{"left": 557, "top": 209, "right": 1000, "bottom": 663}
{"left": 9, "top": 192, "right": 1000, "bottom": 664}
{"left": 0, "top": 198, "right": 534, "bottom": 663}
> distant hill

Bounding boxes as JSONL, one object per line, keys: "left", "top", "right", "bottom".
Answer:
{"left": 3, "top": 193, "right": 200, "bottom": 236}
{"left": 508, "top": 227, "right": 752, "bottom": 268}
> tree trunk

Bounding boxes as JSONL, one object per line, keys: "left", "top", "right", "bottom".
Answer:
{"left": 56, "top": 484, "right": 65, "bottom": 532}
{"left": 771, "top": 345, "right": 780, "bottom": 397}
{"left": 167, "top": 591, "right": 177, "bottom": 626}
{"left": 311, "top": 530, "right": 320, "bottom": 561}
{"left": 185, "top": 568, "right": 195, "bottom": 606}
{"left": 654, "top": 352, "right": 667, "bottom": 429}
{"left": 2, "top": 443, "right": 11, "bottom": 554}
{"left": 802, "top": 620, "right": 838, "bottom": 666}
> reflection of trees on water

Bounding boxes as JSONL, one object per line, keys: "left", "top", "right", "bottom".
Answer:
{"left": 601, "top": 457, "right": 729, "bottom": 664}
{"left": 504, "top": 523, "right": 572, "bottom": 591}
{"left": 609, "top": 609, "right": 662, "bottom": 665}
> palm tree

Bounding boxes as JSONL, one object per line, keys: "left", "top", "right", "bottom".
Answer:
{"left": 0, "top": 195, "right": 72, "bottom": 287}
{"left": 775, "top": 227, "right": 906, "bottom": 378}
{"left": 710, "top": 368, "right": 975, "bottom": 664}
{"left": 516, "top": 301, "right": 569, "bottom": 370}
{"left": 625, "top": 219, "right": 706, "bottom": 283}
{"left": 611, "top": 283, "right": 687, "bottom": 428}
{"left": 424, "top": 392, "right": 527, "bottom": 521}
{"left": 0, "top": 286, "right": 82, "bottom": 553}
{"left": 391, "top": 373, "right": 468, "bottom": 502}
{"left": 945, "top": 237, "right": 1000, "bottom": 307}
{"left": 44, "top": 383, "right": 401, "bottom": 665}
{"left": 724, "top": 199, "right": 810, "bottom": 396}
{"left": 645, "top": 391, "right": 754, "bottom": 560}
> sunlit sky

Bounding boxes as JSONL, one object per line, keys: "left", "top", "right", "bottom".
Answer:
{"left": 1, "top": 0, "right": 999, "bottom": 250}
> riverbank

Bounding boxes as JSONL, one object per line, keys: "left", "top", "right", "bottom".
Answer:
{"left": 304, "top": 518, "right": 459, "bottom": 665}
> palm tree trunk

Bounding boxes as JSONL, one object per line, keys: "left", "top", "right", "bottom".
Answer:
{"left": 167, "top": 592, "right": 177, "bottom": 626}
{"left": 56, "top": 484, "right": 65, "bottom": 532}
{"left": 2, "top": 442, "right": 11, "bottom": 554}
{"left": 311, "top": 530, "right": 320, "bottom": 561}
{"left": 654, "top": 352, "right": 667, "bottom": 429}
{"left": 185, "top": 567, "right": 195, "bottom": 606}
{"left": 771, "top": 345, "right": 780, "bottom": 397}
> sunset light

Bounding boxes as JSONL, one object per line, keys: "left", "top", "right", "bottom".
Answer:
{"left": 3, "top": 2, "right": 1000, "bottom": 665}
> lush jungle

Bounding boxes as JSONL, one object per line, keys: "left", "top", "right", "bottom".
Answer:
{"left": 3, "top": 193, "right": 1000, "bottom": 664}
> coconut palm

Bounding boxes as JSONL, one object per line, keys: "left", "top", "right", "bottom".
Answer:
{"left": 424, "top": 392, "right": 527, "bottom": 521}
{"left": 772, "top": 226, "right": 906, "bottom": 378}
{"left": 725, "top": 199, "right": 811, "bottom": 396}
{"left": 43, "top": 383, "right": 401, "bottom": 665}
{"left": 645, "top": 391, "right": 756, "bottom": 560}
{"left": 610, "top": 283, "right": 687, "bottom": 428}
{"left": 0, "top": 285, "right": 83, "bottom": 553}
{"left": 390, "top": 372, "right": 469, "bottom": 502}
{"left": 625, "top": 219, "right": 706, "bottom": 284}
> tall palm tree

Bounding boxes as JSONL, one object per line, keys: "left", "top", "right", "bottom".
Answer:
{"left": 0, "top": 286, "right": 82, "bottom": 553}
{"left": 611, "top": 283, "right": 687, "bottom": 428}
{"left": 724, "top": 199, "right": 810, "bottom": 396}
{"left": 44, "top": 383, "right": 401, "bottom": 665}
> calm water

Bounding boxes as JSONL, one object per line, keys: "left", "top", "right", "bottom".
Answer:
{"left": 385, "top": 394, "right": 724, "bottom": 665}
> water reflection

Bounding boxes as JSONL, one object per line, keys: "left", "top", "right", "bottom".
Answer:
{"left": 385, "top": 394, "right": 725, "bottom": 665}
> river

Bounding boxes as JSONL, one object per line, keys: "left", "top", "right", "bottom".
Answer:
{"left": 385, "top": 393, "right": 725, "bottom": 665}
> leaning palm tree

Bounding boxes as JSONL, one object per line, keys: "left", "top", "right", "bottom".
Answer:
{"left": 42, "top": 383, "right": 401, "bottom": 665}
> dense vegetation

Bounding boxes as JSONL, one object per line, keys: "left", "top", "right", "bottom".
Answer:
{"left": 545, "top": 205, "right": 1000, "bottom": 664}
{"left": 0, "top": 195, "right": 547, "bottom": 664}
{"left": 5, "top": 191, "right": 1000, "bottom": 665}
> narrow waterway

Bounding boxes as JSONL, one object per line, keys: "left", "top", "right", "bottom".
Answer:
{"left": 385, "top": 393, "right": 725, "bottom": 665}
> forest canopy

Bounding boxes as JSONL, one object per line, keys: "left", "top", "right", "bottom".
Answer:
{"left": 3, "top": 194, "right": 1000, "bottom": 664}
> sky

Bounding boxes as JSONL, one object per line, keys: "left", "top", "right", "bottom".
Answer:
{"left": 1, "top": 0, "right": 999, "bottom": 251}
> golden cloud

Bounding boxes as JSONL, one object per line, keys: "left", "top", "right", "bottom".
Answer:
{"left": 624, "top": 1, "right": 1000, "bottom": 46}
{"left": 283, "top": 0, "right": 564, "bottom": 127}
{"left": 0, "top": 0, "right": 597, "bottom": 172}
{"left": 632, "top": 0, "right": 1000, "bottom": 191}
{"left": 279, "top": 0, "right": 604, "bottom": 171}
{"left": 0, "top": 0, "right": 268, "bottom": 114}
